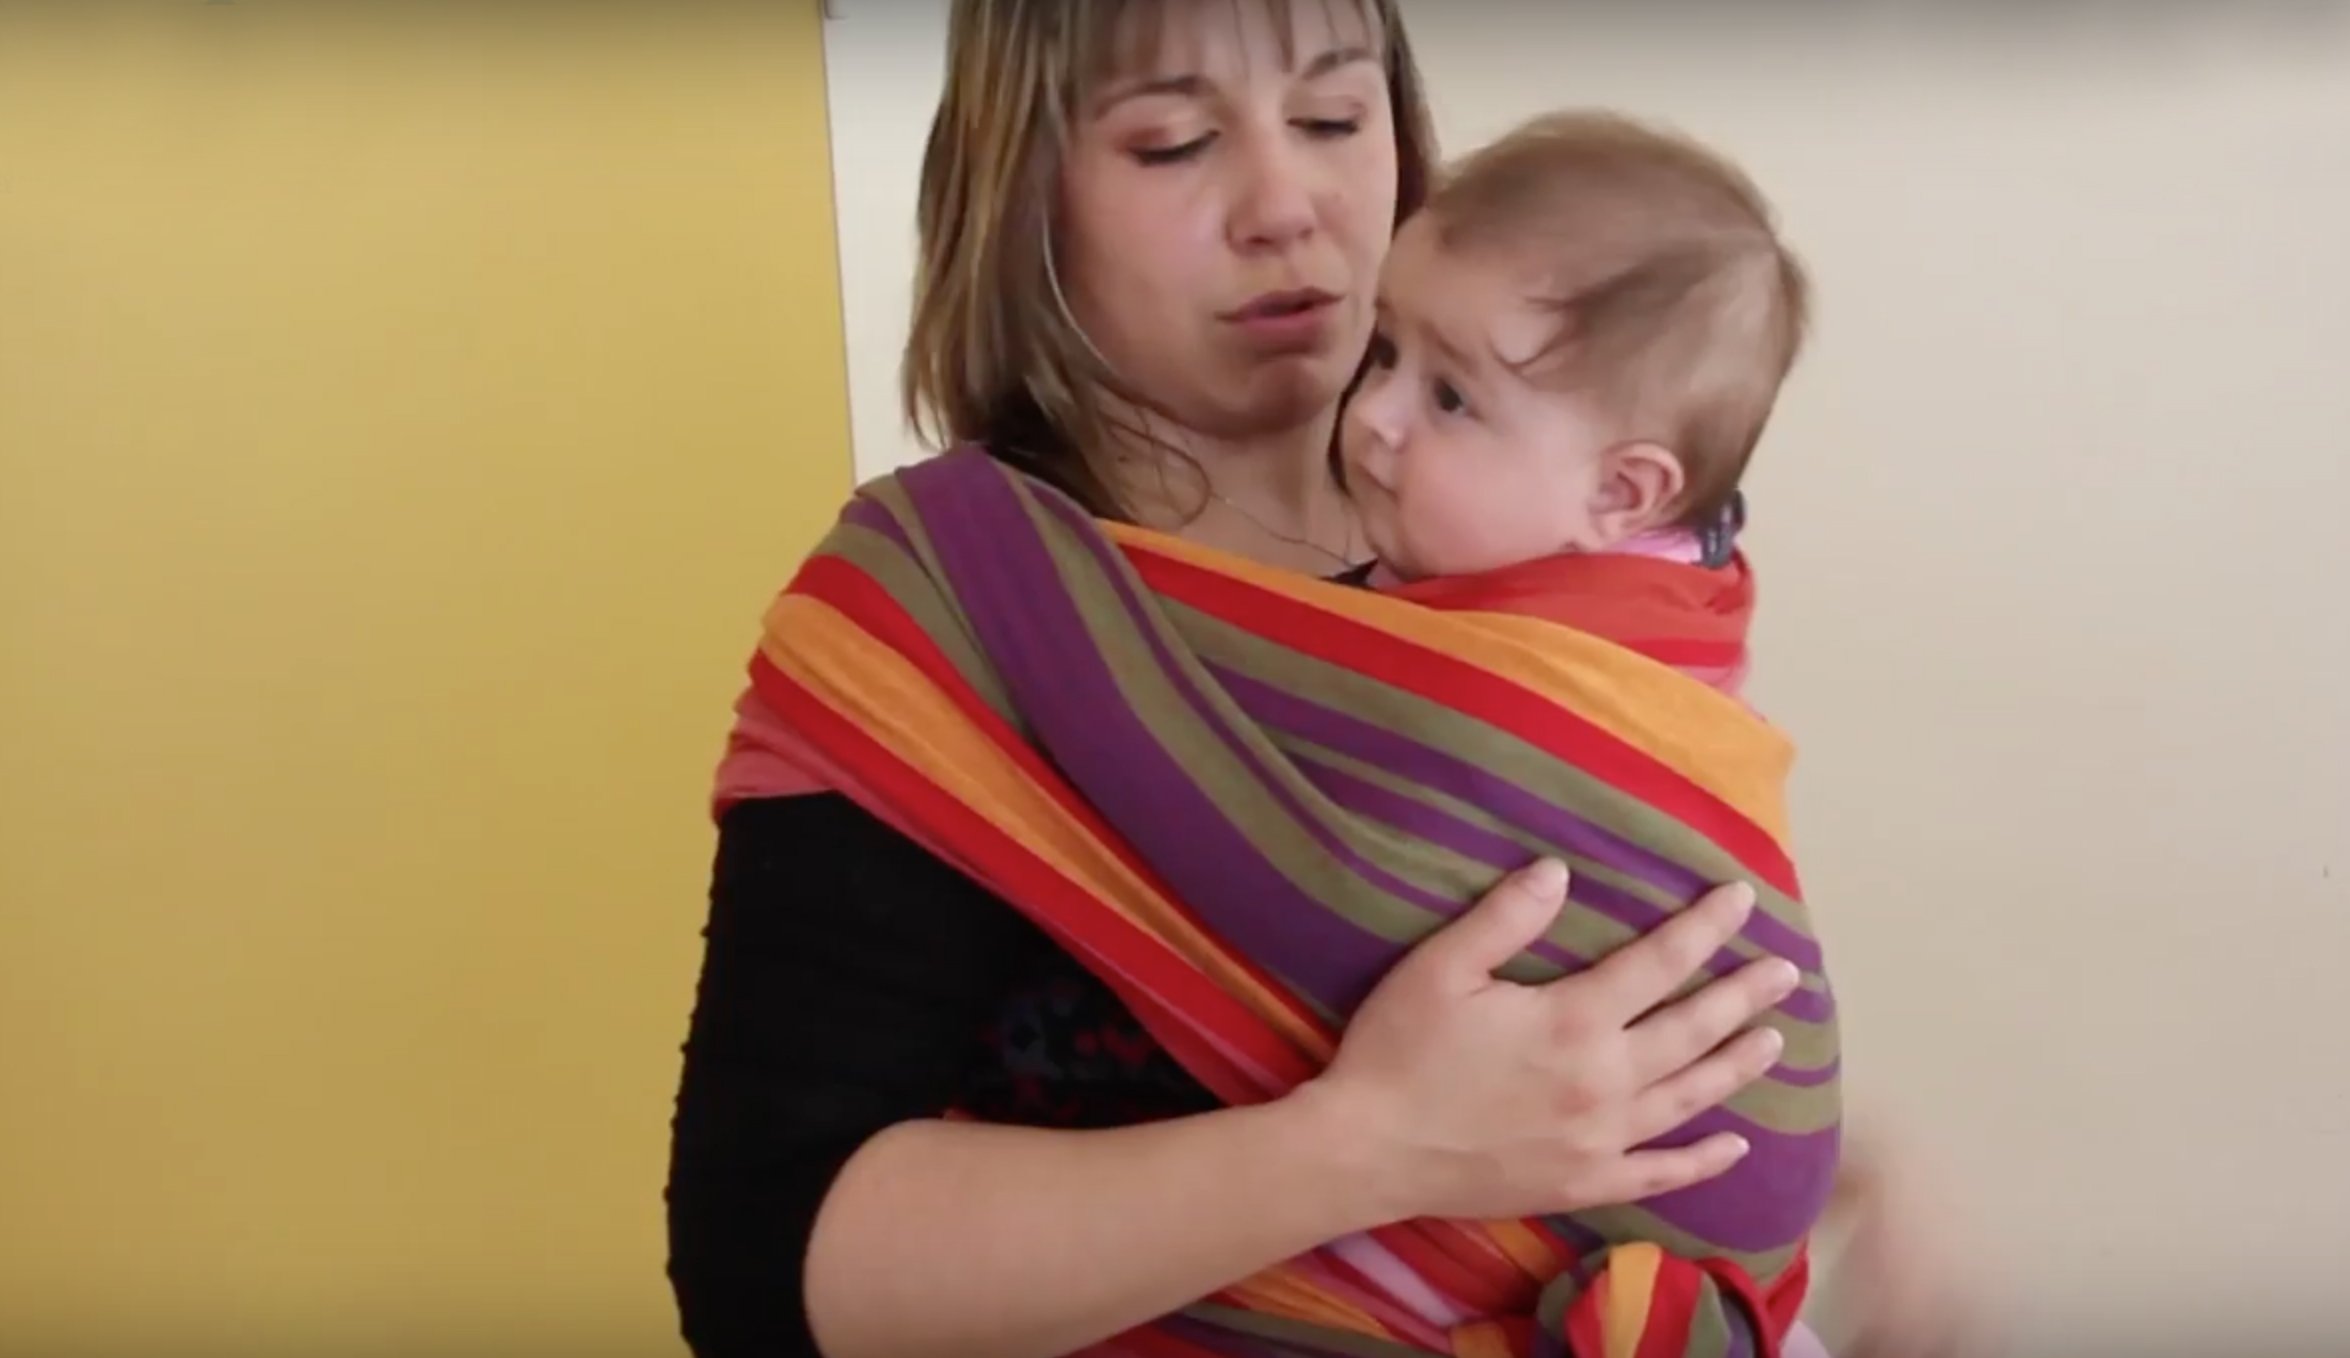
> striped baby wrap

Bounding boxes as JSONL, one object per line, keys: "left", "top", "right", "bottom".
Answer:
{"left": 717, "top": 447, "right": 1840, "bottom": 1358}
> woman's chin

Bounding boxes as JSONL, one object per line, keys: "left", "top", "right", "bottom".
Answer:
{"left": 1197, "top": 358, "right": 1354, "bottom": 439}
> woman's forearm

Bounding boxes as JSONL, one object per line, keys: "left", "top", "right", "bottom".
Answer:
{"left": 803, "top": 1084, "right": 1383, "bottom": 1358}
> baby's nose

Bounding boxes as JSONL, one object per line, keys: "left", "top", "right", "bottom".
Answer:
{"left": 1342, "top": 425, "right": 1397, "bottom": 486}
{"left": 1346, "top": 401, "right": 1408, "bottom": 464}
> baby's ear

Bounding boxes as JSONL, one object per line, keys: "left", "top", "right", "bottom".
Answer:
{"left": 1591, "top": 440, "right": 1687, "bottom": 544}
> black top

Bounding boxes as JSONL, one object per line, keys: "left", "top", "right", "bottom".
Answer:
{"left": 664, "top": 794, "right": 1221, "bottom": 1358}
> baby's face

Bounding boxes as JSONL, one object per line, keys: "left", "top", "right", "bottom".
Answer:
{"left": 1340, "top": 214, "right": 1674, "bottom": 581}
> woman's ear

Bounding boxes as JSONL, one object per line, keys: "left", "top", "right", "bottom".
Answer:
{"left": 1588, "top": 440, "right": 1687, "bottom": 545}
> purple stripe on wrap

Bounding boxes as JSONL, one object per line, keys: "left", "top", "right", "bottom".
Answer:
{"left": 1280, "top": 750, "right": 1586, "bottom": 976}
{"left": 1288, "top": 750, "right": 1837, "bottom": 1039}
{"left": 903, "top": 455, "right": 1843, "bottom": 1256}
{"left": 1629, "top": 1111, "right": 1840, "bottom": 1253}
{"left": 1034, "top": 482, "right": 1514, "bottom": 1012}
{"left": 901, "top": 456, "right": 1407, "bottom": 1014}
{"left": 1724, "top": 1307, "right": 1758, "bottom": 1358}
{"left": 1209, "top": 663, "right": 1824, "bottom": 976}
{"left": 837, "top": 493, "right": 904, "bottom": 542}
{"left": 1547, "top": 1106, "right": 1837, "bottom": 1256}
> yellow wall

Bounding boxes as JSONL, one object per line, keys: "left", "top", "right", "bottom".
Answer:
{"left": 0, "top": 7, "right": 850, "bottom": 1353}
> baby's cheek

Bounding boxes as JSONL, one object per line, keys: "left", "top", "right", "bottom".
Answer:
{"left": 1409, "top": 491, "right": 1487, "bottom": 576}
{"left": 1462, "top": 493, "right": 1565, "bottom": 574}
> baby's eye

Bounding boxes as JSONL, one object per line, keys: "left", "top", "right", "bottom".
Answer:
{"left": 1365, "top": 331, "right": 1398, "bottom": 368}
{"left": 1432, "top": 379, "right": 1468, "bottom": 415}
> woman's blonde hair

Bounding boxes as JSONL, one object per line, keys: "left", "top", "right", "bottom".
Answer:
{"left": 901, "top": 0, "right": 1438, "bottom": 517}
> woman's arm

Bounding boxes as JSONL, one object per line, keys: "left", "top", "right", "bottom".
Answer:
{"left": 665, "top": 795, "right": 1056, "bottom": 1358}
{"left": 668, "top": 798, "right": 1797, "bottom": 1358}
{"left": 803, "top": 1084, "right": 1384, "bottom": 1358}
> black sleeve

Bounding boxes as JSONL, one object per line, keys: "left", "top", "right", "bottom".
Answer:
{"left": 664, "top": 793, "right": 1054, "bottom": 1358}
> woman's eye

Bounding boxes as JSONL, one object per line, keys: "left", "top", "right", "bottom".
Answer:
{"left": 1297, "top": 117, "right": 1361, "bottom": 139}
{"left": 1132, "top": 134, "right": 1214, "bottom": 166}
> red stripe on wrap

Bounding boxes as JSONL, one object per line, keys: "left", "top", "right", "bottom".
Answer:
{"left": 785, "top": 555, "right": 1330, "bottom": 1050}
{"left": 1122, "top": 548, "right": 1798, "bottom": 897}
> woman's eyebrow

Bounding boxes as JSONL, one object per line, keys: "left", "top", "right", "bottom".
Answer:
{"left": 1094, "top": 73, "right": 1209, "bottom": 115}
{"left": 1300, "top": 44, "right": 1378, "bottom": 81}
{"left": 1093, "top": 43, "right": 1378, "bottom": 116}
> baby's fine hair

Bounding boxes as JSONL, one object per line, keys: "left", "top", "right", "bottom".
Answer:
{"left": 1425, "top": 110, "right": 1810, "bottom": 527}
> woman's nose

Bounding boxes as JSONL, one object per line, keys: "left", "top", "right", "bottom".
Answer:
{"left": 1227, "top": 129, "right": 1317, "bottom": 251}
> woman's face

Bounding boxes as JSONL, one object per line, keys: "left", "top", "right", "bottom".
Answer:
{"left": 1057, "top": 0, "right": 1399, "bottom": 446}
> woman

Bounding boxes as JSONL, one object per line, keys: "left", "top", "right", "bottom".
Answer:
{"left": 667, "top": 3, "right": 1969, "bottom": 1356}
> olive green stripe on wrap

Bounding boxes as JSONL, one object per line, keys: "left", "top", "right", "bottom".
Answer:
{"left": 760, "top": 447, "right": 1840, "bottom": 1354}
{"left": 818, "top": 520, "right": 1018, "bottom": 730}
{"left": 1175, "top": 600, "right": 1819, "bottom": 954}
{"left": 1013, "top": 486, "right": 1473, "bottom": 975}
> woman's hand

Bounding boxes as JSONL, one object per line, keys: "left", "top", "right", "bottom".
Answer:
{"left": 1306, "top": 857, "right": 1801, "bottom": 1225}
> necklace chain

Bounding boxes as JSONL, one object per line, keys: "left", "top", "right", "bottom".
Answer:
{"left": 1207, "top": 488, "right": 1358, "bottom": 569}
{"left": 1097, "top": 446, "right": 1358, "bottom": 569}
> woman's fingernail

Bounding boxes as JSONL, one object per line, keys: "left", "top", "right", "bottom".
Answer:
{"left": 1524, "top": 858, "right": 1568, "bottom": 897}
{"left": 1769, "top": 960, "right": 1802, "bottom": 994}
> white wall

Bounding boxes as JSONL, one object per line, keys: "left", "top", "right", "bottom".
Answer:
{"left": 823, "top": 3, "right": 2350, "bottom": 1350}
{"left": 822, "top": 0, "right": 951, "bottom": 482}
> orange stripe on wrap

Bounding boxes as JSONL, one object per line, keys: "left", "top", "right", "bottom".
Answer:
{"left": 1120, "top": 540, "right": 1800, "bottom": 893}
{"left": 757, "top": 597, "right": 1328, "bottom": 1088}
{"left": 1114, "top": 529, "right": 1792, "bottom": 845}
{"left": 774, "top": 559, "right": 1334, "bottom": 1059}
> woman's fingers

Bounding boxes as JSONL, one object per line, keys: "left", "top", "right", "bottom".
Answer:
{"left": 1625, "top": 951, "right": 1802, "bottom": 1082}
{"left": 1564, "top": 880, "right": 1761, "bottom": 1026}
{"left": 1623, "top": 1022, "right": 1786, "bottom": 1147}
{"left": 1581, "top": 1130, "right": 1754, "bottom": 1206}
{"left": 1417, "top": 858, "right": 1572, "bottom": 989}
{"left": 1341, "top": 867, "right": 1809, "bottom": 1225}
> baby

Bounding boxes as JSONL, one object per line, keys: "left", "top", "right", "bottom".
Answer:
{"left": 1339, "top": 112, "right": 1836, "bottom": 1352}
{"left": 1342, "top": 109, "right": 1809, "bottom": 700}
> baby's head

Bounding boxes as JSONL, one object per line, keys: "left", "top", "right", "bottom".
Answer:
{"left": 1341, "top": 110, "right": 1809, "bottom": 581}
